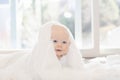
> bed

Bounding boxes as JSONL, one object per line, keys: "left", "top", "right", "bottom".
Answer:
{"left": 0, "top": 51, "right": 120, "bottom": 80}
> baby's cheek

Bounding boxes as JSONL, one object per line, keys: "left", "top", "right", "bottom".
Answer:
{"left": 65, "top": 47, "right": 70, "bottom": 53}
{"left": 63, "top": 49, "right": 68, "bottom": 55}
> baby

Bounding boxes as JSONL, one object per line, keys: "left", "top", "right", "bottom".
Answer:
{"left": 51, "top": 24, "right": 70, "bottom": 59}
{"left": 30, "top": 21, "right": 84, "bottom": 80}
{"left": 31, "top": 21, "right": 83, "bottom": 68}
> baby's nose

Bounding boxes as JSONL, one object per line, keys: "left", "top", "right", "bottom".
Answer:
{"left": 56, "top": 43, "right": 62, "bottom": 47}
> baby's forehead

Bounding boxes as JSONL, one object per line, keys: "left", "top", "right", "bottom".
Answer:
{"left": 51, "top": 25, "right": 67, "bottom": 31}
{"left": 51, "top": 25, "right": 70, "bottom": 40}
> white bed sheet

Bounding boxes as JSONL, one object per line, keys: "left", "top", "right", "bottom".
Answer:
{"left": 0, "top": 52, "right": 120, "bottom": 80}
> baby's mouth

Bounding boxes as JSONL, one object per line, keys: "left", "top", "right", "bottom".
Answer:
{"left": 56, "top": 49, "right": 62, "bottom": 52}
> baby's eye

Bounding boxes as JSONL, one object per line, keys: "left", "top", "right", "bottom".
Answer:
{"left": 62, "top": 41, "right": 67, "bottom": 44}
{"left": 53, "top": 40, "right": 58, "bottom": 43}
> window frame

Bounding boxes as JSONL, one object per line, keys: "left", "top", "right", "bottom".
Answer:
{"left": 75, "top": 0, "right": 120, "bottom": 58}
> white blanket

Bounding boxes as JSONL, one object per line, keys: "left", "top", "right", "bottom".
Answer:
{"left": 0, "top": 52, "right": 120, "bottom": 80}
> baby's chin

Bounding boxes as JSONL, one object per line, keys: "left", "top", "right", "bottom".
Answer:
{"left": 56, "top": 53, "right": 63, "bottom": 59}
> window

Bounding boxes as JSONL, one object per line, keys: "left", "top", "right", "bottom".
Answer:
{"left": 99, "top": 0, "right": 120, "bottom": 49}
{"left": 75, "top": 0, "right": 93, "bottom": 49}
{"left": 0, "top": 0, "right": 120, "bottom": 58}
{"left": 0, "top": 0, "right": 11, "bottom": 49}
{"left": 76, "top": 0, "right": 120, "bottom": 57}
{"left": 83, "top": 0, "right": 120, "bottom": 57}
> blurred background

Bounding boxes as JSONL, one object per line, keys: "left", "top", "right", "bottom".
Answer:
{"left": 0, "top": 0, "right": 120, "bottom": 57}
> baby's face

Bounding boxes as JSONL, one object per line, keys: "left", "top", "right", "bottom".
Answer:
{"left": 51, "top": 25, "right": 70, "bottom": 59}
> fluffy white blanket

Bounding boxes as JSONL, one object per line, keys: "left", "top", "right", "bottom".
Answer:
{"left": 0, "top": 52, "right": 120, "bottom": 80}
